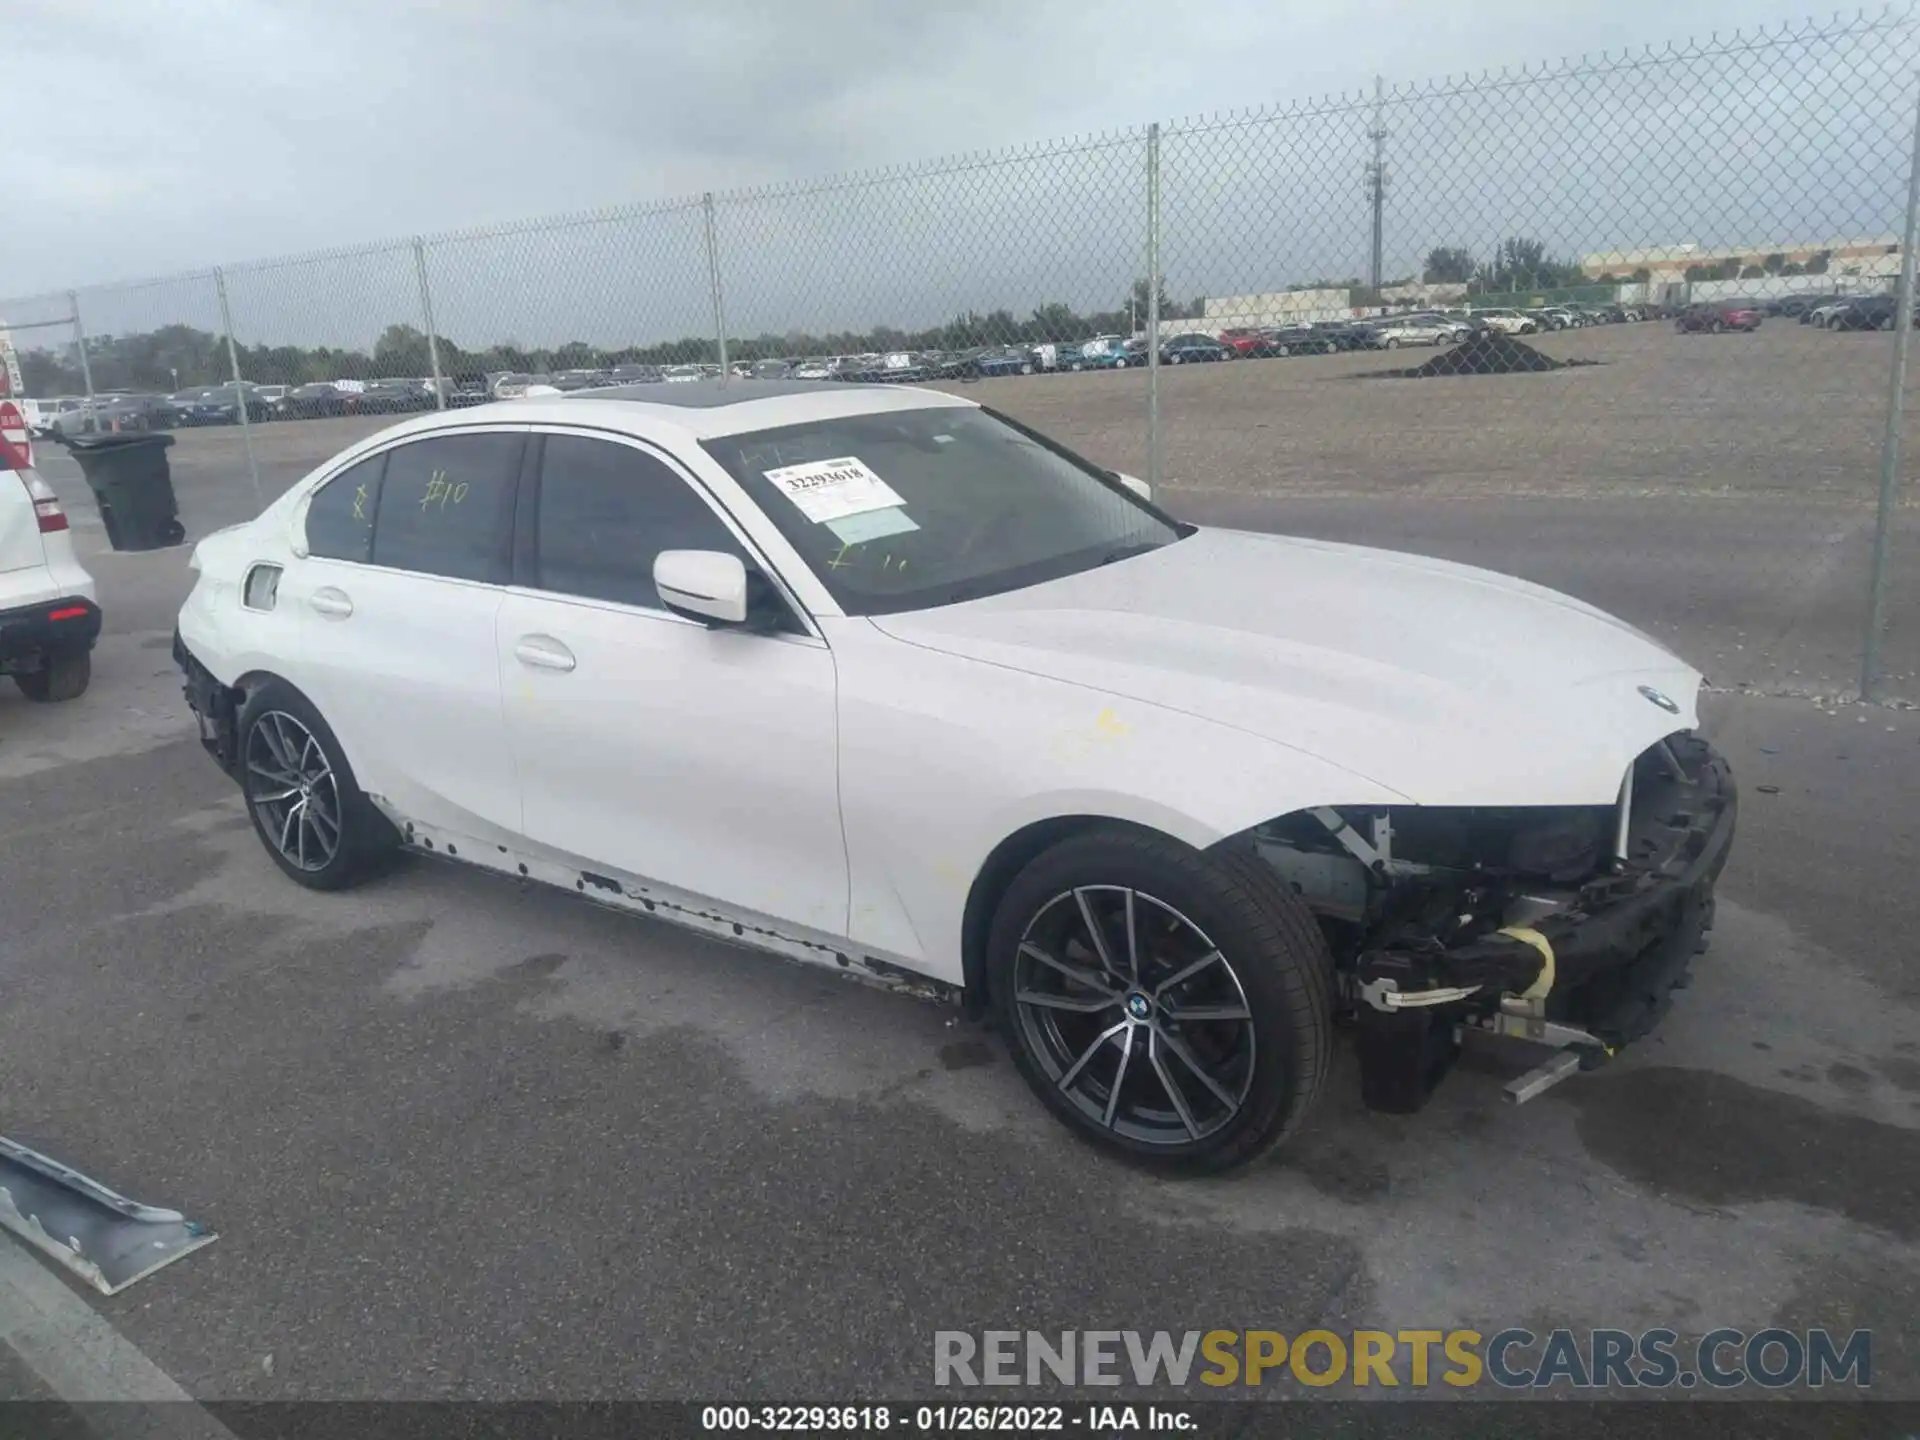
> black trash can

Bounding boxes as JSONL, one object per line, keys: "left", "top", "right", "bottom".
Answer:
{"left": 63, "top": 433, "right": 185, "bottom": 551}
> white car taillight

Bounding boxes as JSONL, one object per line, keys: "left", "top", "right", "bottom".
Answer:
{"left": 16, "top": 472, "right": 69, "bottom": 532}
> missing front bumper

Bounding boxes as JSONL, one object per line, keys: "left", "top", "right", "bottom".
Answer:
{"left": 1353, "top": 732, "right": 1736, "bottom": 1112}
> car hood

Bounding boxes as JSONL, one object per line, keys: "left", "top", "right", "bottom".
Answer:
{"left": 870, "top": 527, "right": 1703, "bottom": 807}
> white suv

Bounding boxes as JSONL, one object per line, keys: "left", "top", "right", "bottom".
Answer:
{"left": 0, "top": 466, "right": 99, "bottom": 700}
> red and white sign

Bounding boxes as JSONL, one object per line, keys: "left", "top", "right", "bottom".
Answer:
{"left": 0, "top": 400, "right": 32, "bottom": 471}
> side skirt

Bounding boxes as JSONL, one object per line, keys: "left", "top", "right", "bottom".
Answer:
{"left": 385, "top": 809, "right": 963, "bottom": 1007}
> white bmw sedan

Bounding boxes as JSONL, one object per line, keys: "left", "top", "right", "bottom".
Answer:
{"left": 175, "top": 380, "right": 1734, "bottom": 1172}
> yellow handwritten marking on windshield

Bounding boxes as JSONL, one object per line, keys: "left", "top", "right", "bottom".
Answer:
{"left": 826, "top": 541, "right": 855, "bottom": 571}
{"left": 351, "top": 482, "right": 369, "bottom": 522}
{"left": 420, "top": 469, "right": 469, "bottom": 511}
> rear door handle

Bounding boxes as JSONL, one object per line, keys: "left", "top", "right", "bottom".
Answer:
{"left": 513, "top": 635, "right": 576, "bottom": 672}
{"left": 309, "top": 587, "right": 353, "bottom": 618}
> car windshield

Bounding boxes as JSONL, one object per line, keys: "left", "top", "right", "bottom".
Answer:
{"left": 701, "top": 405, "right": 1183, "bottom": 616}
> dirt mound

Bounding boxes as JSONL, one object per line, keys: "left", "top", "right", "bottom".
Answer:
{"left": 1362, "top": 331, "right": 1593, "bottom": 379}
{"left": 1412, "top": 333, "right": 1564, "bottom": 376}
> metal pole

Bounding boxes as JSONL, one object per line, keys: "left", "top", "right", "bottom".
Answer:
{"left": 1367, "top": 76, "right": 1387, "bottom": 295}
{"left": 67, "top": 292, "right": 97, "bottom": 431}
{"left": 1146, "top": 123, "right": 1162, "bottom": 493}
{"left": 702, "top": 193, "right": 731, "bottom": 385}
{"left": 1862, "top": 76, "right": 1920, "bottom": 702}
{"left": 214, "top": 268, "right": 264, "bottom": 506}
{"left": 412, "top": 237, "right": 447, "bottom": 411}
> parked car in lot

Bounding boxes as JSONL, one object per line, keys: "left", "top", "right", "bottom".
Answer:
{"left": 173, "top": 383, "right": 272, "bottom": 426}
{"left": 969, "top": 346, "right": 1033, "bottom": 378}
{"left": 1766, "top": 294, "right": 1834, "bottom": 319}
{"left": 1362, "top": 317, "right": 1455, "bottom": 349}
{"left": 1255, "top": 326, "right": 1339, "bottom": 357}
{"left": 21, "top": 397, "right": 84, "bottom": 437}
{"left": 1676, "top": 302, "right": 1762, "bottom": 333}
{"left": 1218, "top": 328, "right": 1268, "bottom": 359}
{"left": 174, "top": 378, "right": 1735, "bottom": 1172}
{"left": 1312, "top": 322, "right": 1378, "bottom": 352}
{"left": 50, "top": 393, "right": 178, "bottom": 436}
{"left": 274, "top": 383, "right": 351, "bottom": 420}
{"left": 350, "top": 379, "right": 437, "bottom": 414}
{"left": 660, "top": 365, "right": 706, "bottom": 385}
{"left": 1803, "top": 298, "right": 1859, "bottom": 327}
{"left": 607, "top": 365, "right": 666, "bottom": 386}
{"left": 1819, "top": 294, "right": 1912, "bottom": 331}
{"left": 1076, "top": 337, "right": 1141, "bottom": 370}
{"left": 1, "top": 459, "right": 97, "bottom": 702}
{"left": 1160, "top": 333, "right": 1232, "bottom": 364}
{"left": 1470, "top": 309, "right": 1541, "bottom": 336}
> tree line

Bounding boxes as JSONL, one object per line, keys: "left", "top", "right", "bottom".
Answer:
{"left": 16, "top": 279, "right": 1207, "bottom": 396}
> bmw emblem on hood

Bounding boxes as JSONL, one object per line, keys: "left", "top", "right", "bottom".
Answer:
{"left": 1638, "top": 684, "right": 1681, "bottom": 714}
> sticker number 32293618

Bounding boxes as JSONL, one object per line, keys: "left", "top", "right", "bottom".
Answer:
{"left": 763, "top": 456, "right": 905, "bottom": 524}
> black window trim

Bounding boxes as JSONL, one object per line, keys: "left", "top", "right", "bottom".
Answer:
{"left": 296, "top": 424, "right": 527, "bottom": 585}
{"left": 511, "top": 423, "right": 821, "bottom": 643}
{"left": 301, "top": 449, "right": 388, "bottom": 566}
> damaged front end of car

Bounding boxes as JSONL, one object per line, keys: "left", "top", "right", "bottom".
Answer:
{"left": 1240, "top": 730, "right": 1736, "bottom": 1111}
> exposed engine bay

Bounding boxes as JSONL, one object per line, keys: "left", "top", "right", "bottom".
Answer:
{"left": 1242, "top": 730, "right": 1737, "bottom": 1111}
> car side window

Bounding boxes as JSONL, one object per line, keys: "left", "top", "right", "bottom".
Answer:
{"left": 369, "top": 432, "right": 522, "bottom": 583}
{"left": 304, "top": 455, "right": 385, "bottom": 563}
{"left": 530, "top": 434, "right": 750, "bottom": 612}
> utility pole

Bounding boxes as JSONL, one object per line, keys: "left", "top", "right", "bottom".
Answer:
{"left": 1366, "top": 76, "right": 1388, "bottom": 296}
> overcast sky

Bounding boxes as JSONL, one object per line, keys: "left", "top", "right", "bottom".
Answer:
{"left": 8, "top": 0, "right": 1819, "bottom": 302}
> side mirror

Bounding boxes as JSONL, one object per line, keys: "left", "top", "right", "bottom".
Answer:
{"left": 655, "top": 549, "right": 749, "bottom": 626}
{"left": 1114, "top": 471, "right": 1152, "bottom": 502}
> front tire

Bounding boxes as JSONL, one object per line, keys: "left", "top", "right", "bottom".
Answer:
{"left": 988, "top": 827, "right": 1333, "bottom": 1174}
{"left": 15, "top": 649, "right": 90, "bottom": 702}
{"left": 237, "top": 679, "right": 397, "bottom": 891}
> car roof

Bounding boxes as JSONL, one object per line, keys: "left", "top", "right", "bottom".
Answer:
{"left": 358, "top": 379, "right": 978, "bottom": 443}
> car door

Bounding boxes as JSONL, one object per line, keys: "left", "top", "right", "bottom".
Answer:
{"left": 496, "top": 429, "right": 848, "bottom": 941}
{"left": 289, "top": 426, "right": 527, "bottom": 838}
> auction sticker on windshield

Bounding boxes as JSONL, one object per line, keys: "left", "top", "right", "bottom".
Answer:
{"left": 764, "top": 456, "right": 906, "bottom": 524}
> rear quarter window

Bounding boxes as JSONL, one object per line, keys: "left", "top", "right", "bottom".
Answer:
{"left": 304, "top": 455, "right": 385, "bottom": 563}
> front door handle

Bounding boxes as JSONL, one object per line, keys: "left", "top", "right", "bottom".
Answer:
{"left": 513, "top": 635, "right": 576, "bottom": 672}
{"left": 309, "top": 587, "right": 353, "bottom": 618}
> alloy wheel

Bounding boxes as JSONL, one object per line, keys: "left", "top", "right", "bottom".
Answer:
{"left": 246, "top": 710, "right": 342, "bottom": 872}
{"left": 1013, "top": 886, "right": 1256, "bottom": 1145}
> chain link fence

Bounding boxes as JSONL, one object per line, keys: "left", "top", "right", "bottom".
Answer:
{"left": 4, "top": 11, "right": 1917, "bottom": 697}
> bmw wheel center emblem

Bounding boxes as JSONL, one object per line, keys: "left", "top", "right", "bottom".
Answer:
{"left": 1638, "top": 684, "right": 1681, "bottom": 714}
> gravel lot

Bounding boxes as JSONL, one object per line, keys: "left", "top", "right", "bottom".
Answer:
{"left": 4, "top": 321, "right": 1919, "bottom": 1411}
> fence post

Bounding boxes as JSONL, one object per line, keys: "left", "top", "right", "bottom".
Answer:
{"left": 1367, "top": 76, "right": 1387, "bottom": 294}
{"left": 1146, "top": 122, "right": 1162, "bottom": 493}
{"left": 67, "top": 292, "right": 97, "bottom": 431}
{"left": 703, "top": 193, "right": 731, "bottom": 385}
{"left": 1862, "top": 74, "right": 1920, "bottom": 703}
{"left": 412, "top": 237, "right": 447, "bottom": 411}
{"left": 213, "top": 267, "right": 264, "bottom": 506}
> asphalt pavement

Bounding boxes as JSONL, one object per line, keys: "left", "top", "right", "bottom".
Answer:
{"left": 3, "top": 435, "right": 1918, "bottom": 1409}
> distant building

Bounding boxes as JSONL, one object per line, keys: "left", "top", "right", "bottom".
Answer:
{"left": 1579, "top": 238, "right": 1900, "bottom": 281}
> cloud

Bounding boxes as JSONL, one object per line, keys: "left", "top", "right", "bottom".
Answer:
{"left": 7, "top": 0, "right": 1906, "bottom": 354}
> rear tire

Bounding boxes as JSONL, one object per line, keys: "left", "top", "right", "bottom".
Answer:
{"left": 14, "top": 649, "right": 90, "bottom": 703}
{"left": 988, "top": 827, "right": 1333, "bottom": 1174}
{"left": 237, "top": 679, "right": 398, "bottom": 891}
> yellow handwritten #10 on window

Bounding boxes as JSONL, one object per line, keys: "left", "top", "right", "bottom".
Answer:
{"left": 420, "top": 469, "right": 468, "bottom": 510}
